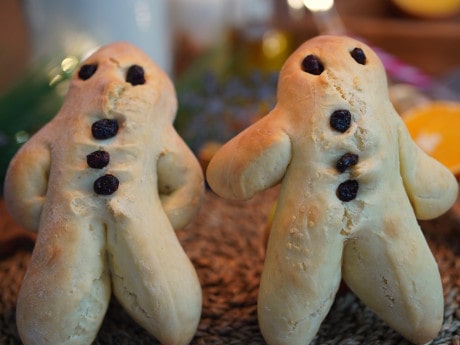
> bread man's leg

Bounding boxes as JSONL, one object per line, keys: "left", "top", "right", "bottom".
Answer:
{"left": 342, "top": 208, "right": 443, "bottom": 345}
{"left": 107, "top": 213, "right": 202, "bottom": 345}
{"left": 258, "top": 214, "right": 344, "bottom": 345}
{"left": 16, "top": 217, "right": 110, "bottom": 345}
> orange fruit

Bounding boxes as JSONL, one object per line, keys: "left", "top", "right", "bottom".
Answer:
{"left": 391, "top": 0, "right": 460, "bottom": 19}
{"left": 403, "top": 101, "right": 460, "bottom": 176}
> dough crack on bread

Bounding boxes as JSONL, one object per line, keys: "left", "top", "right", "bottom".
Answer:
{"left": 206, "top": 35, "right": 458, "bottom": 345}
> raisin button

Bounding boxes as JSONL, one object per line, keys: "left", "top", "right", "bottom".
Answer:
{"left": 336, "top": 153, "right": 359, "bottom": 173}
{"left": 337, "top": 180, "right": 359, "bottom": 202}
{"left": 78, "top": 64, "right": 98, "bottom": 80}
{"left": 87, "top": 150, "right": 110, "bottom": 169}
{"left": 330, "top": 110, "right": 352, "bottom": 133}
{"left": 126, "top": 65, "right": 145, "bottom": 85}
{"left": 301, "top": 55, "right": 324, "bottom": 75}
{"left": 91, "top": 119, "right": 119, "bottom": 140}
{"left": 94, "top": 174, "right": 119, "bottom": 195}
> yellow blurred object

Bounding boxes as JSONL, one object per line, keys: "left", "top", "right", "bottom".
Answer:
{"left": 198, "top": 141, "right": 222, "bottom": 172}
{"left": 391, "top": 0, "right": 460, "bottom": 18}
{"left": 403, "top": 102, "right": 460, "bottom": 176}
{"left": 229, "top": 28, "right": 293, "bottom": 74}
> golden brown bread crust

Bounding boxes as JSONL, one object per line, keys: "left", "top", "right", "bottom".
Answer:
{"left": 207, "top": 35, "right": 458, "bottom": 345}
{"left": 5, "top": 42, "right": 204, "bottom": 345}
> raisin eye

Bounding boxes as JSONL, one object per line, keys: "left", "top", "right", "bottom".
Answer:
{"left": 78, "top": 64, "right": 98, "bottom": 80}
{"left": 126, "top": 65, "right": 145, "bottom": 85}
{"left": 301, "top": 55, "right": 324, "bottom": 75}
{"left": 350, "top": 48, "right": 366, "bottom": 65}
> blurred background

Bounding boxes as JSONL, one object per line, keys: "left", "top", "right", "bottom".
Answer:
{"left": 0, "top": 0, "right": 460, "bottom": 186}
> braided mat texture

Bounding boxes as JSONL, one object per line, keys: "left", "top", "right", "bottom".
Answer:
{"left": 1, "top": 189, "right": 460, "bottom": 345}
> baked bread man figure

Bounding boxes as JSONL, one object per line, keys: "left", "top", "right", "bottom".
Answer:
{"left": 207, "top": 35, "right": 458, "bottom": 345}
{"left": 4, "top": 42, "right": 204, "bottom": 345}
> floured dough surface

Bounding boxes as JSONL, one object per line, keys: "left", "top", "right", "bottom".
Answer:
{"left": 206, "top": 35, "right": 458, "bottom": 345}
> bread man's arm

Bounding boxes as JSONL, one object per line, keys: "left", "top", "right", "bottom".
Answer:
{"left": 398, "top": 118, "right": 458, "bottom": 220}
{"left": 4, "top": 134, "right": 50, "bottom": 232}
{"left": 206, "top": 113, "right": 292, "bottom": 200}
{"left": 157, "top": 128, "right": 205, "bottom": 230}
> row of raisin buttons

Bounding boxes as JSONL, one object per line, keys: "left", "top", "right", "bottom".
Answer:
{"left": 330, "top": 110, "right": 359, "bottom": 202}
{"left": 87, "top": 119, "right": 120, "bottom": 195}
